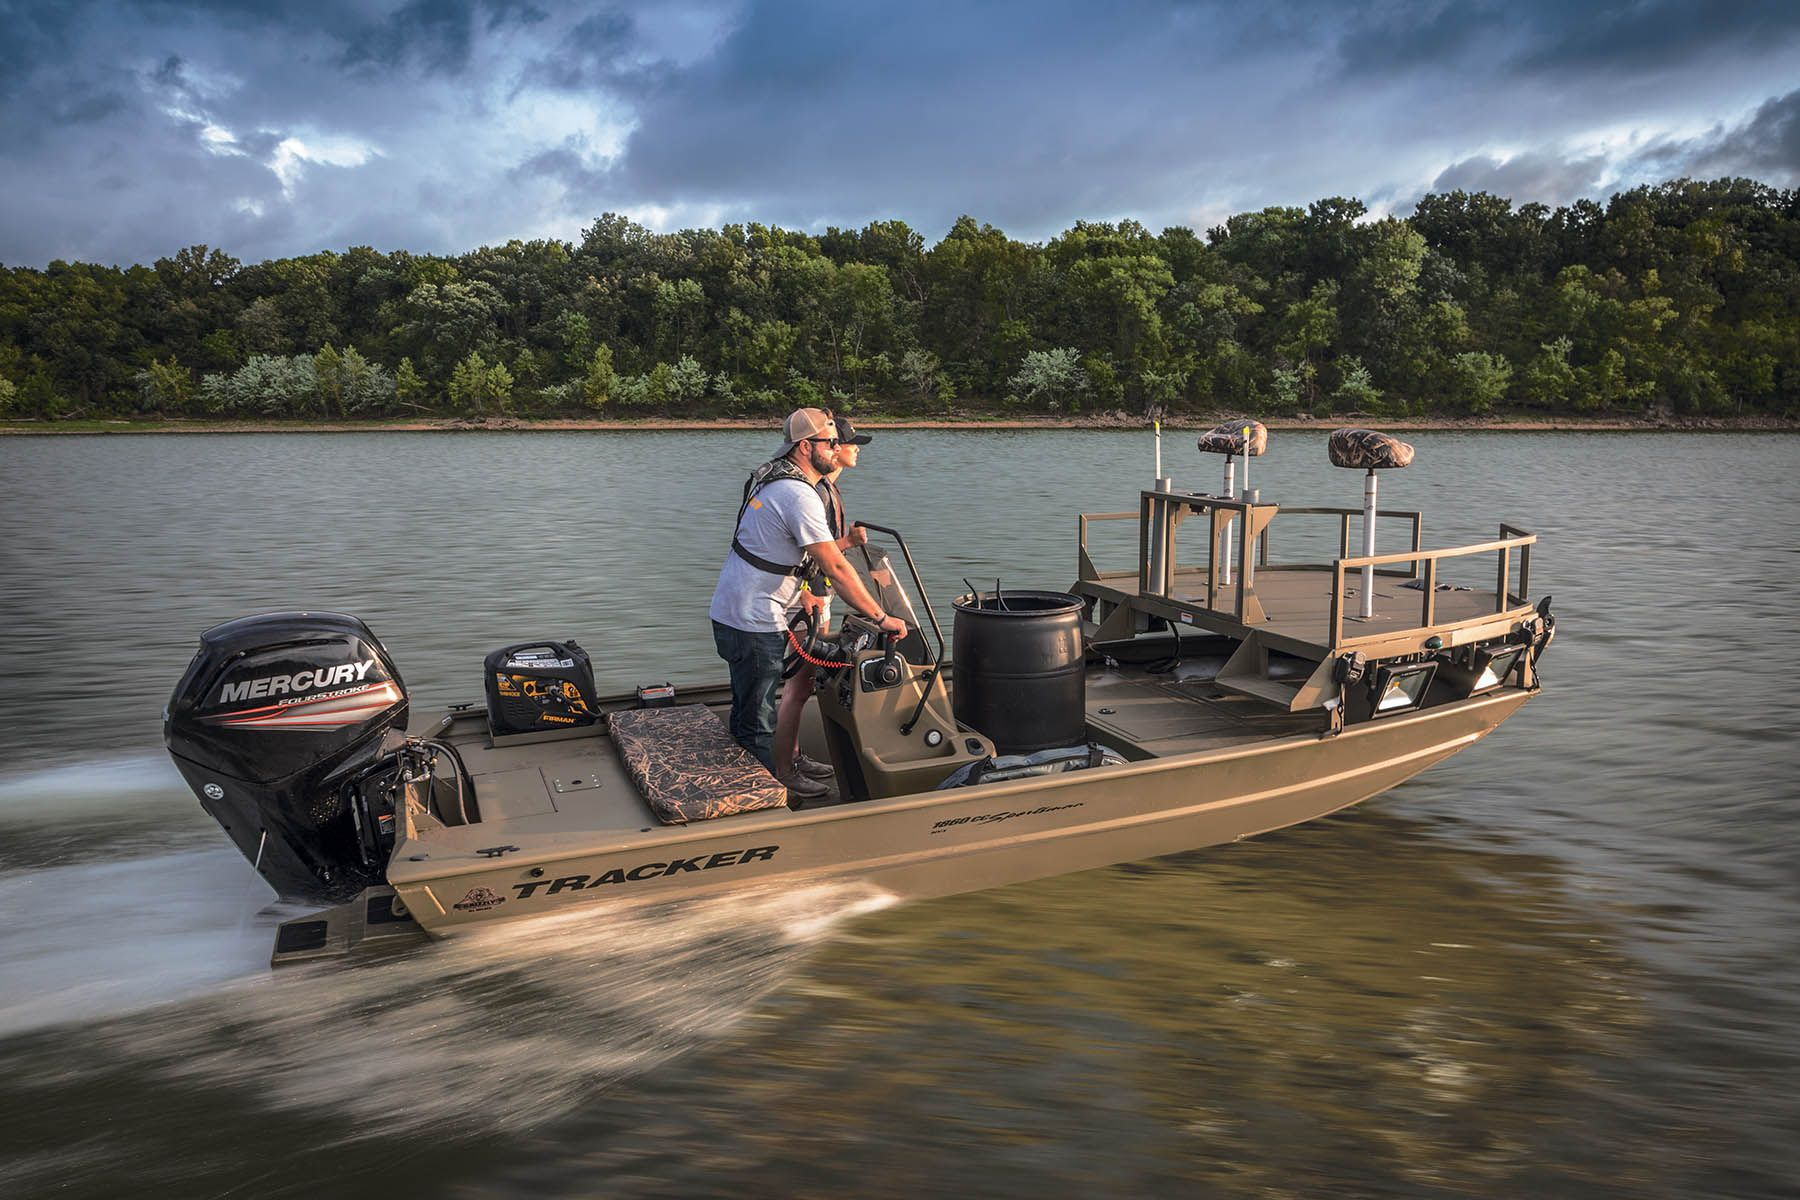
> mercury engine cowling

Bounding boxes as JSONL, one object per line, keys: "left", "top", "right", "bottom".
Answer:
{"left": 164, "top": 611, "right": 411, "bottom": 905}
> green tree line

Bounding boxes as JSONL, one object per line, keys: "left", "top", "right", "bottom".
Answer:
{"left": 2, "top": 177, "right": 1796, "bottom": 421}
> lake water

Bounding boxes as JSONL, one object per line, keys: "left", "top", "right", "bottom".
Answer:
{"left": 0, "top": 429, "right": 1796, "bottom": 1198}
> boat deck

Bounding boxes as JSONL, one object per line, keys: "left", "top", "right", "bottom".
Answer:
{"left": 1079, "top": 563, "right": 1528, "bottom": 661}
{"left": 1084, "top": 662, "right": 1320, "bottom": 756}
{"left": 406, "top": 648, "right": 1321, "bottom": 854}
{"left": 1188, "top": 565, "right": 1508, "bottom": 642}
{"left": 1076, "top": 491, "right": 1538, "bottom": 663}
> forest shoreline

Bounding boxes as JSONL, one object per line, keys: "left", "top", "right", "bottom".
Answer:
{"left": 4, "top": 412, "right": 1798, "bottom": 436}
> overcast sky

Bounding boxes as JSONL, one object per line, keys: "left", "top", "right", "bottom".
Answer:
{"left": 4, "top": 0, "right": 1799, "bottom": 267}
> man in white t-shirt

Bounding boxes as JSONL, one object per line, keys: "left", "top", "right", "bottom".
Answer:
{"left": 710, "top": 407, "right": 906, "bottom": 776}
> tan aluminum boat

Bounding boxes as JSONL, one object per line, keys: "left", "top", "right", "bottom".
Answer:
{"left": 163, "top": 426, "right": 1553, "bottom": 964}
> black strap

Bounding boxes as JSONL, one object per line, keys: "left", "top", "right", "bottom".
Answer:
{"left": 731, "top": 457, "right": 814, "bottom": 580}
{"left": 736, "top": 457, "right": 811, "bottom": 526}
{"left": 1087, "top": 742, "right": 1105, "bottom": 769}
{"left": 818, "top": 476, "right": 846, "bottom": 539}
{"left": 731, "top": 537, "right": 806, "bottom": 578}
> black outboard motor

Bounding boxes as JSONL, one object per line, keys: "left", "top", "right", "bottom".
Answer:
{"left": 165, "top": 611, "right": 412, "bottom": 904}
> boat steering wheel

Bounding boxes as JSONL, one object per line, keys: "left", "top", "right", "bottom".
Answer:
{"left": 781, "top": 608, "right": 815, "bottom": 680}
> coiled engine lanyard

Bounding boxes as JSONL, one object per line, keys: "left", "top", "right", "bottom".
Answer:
{"left": 783, "top": 607, "right": 850, "bottom": 677}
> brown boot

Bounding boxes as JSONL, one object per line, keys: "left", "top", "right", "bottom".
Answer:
{"left": 778, "top": 770, "right": 830, "bottom": 805}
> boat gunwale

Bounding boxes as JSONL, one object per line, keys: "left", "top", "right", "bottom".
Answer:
{"left": 386, "top": 684, "right": 1536, "bottom": 888}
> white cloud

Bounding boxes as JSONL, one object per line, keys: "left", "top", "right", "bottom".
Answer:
{"left": 499, "top": 89, "right": 633, "bottom": 167}
{"left": 268, "top": 134, "right": 379, "bottom": 195}
{"left": 199, "top": 124, "right": 240, "bottom": 154}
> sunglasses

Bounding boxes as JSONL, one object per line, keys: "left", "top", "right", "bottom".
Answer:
{"left": 805, "top": 436, "right": 842, "bottom": 448}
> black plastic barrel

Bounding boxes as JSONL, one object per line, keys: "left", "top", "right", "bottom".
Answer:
{"left": 952, "top": 590, "right": 1086, "bottom": 754}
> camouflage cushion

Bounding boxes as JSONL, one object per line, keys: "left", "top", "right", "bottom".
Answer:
{"left": 1328, "top": 427, "right": 1415, "bottom": 470}
{"left": 1196, "top": 419, "right": 1268, "bottom": 457}
{"left": 608, "top": 704, "right": 788, "bottom": 825}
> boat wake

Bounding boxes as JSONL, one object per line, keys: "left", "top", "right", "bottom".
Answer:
{"left": 209, "top": 881, "right": 897, "bottom": 1133}
{"left": 0, "top": 847, "right": 284, "bottom": 1036}
{"left": 0, "top": 751, "right": 187, "bottom": 824}
{"left": 0, "top": 860, "right": 895, "bottom": 1188}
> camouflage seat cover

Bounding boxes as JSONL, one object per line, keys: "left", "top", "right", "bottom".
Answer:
{"left": 1328, "top": 427, "right": 1415, "bottom": 470}
{"left": 1196, "top": 419, "right": 1268, "bottom": 457}
{"left": 608, "top": 704, "right": 788, "bottom": 825}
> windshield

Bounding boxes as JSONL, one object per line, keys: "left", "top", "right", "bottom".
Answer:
{"left": 844, "top": 545, "right": 931, "bottom": 664}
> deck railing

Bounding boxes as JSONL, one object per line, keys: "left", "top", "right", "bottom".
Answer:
{"left": 1262, "top": 506, "right": 1424, "bottom": 578}
{"left": 1077, "top": 511, "right": 1139, "bottom": 581}
{"left": 1082, "top": 502, "right": 1426, "bottom": 589}
{"left": 1080, "top": 500, "right": 1536, "bottom": 651}
{"left": 1326, "top": 525, "right": 1536, "bottom": 647}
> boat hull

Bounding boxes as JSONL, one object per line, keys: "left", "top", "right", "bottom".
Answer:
{"left": 391, "top": 687, "right": 1532, "bottom": 934}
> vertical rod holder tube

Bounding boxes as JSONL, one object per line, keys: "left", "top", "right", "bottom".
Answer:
{"left": 1147, "top": 480, "right": 1173, "bottom": 595}
{"left": 1220, "top": 457, "right": 1236, "bottom": 588}
{"left": 1360, "top": 469, "right": 1378, "bottom": 619}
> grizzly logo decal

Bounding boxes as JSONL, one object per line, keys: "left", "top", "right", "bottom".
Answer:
{"left": 453, "top": 887, "right": 507, "bottom": 912}
{"left": 509, "top": 845, "right": 778, "bottom": 899}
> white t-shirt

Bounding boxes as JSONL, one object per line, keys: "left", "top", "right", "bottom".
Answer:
{"left": 709, "top": 478, "right": 836, "bottom": 632}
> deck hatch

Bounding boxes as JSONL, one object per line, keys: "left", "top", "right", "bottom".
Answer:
{"left": 465, "top": 766, "right": 559, "bottom": 820}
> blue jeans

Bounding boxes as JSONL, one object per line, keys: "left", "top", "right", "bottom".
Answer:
{"left": 712, "top": 621, "right": 786, "bottom": 770}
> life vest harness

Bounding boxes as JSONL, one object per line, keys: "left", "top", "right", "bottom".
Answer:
{"left": 730, "top": 456, "right": 813, "bottom": 579}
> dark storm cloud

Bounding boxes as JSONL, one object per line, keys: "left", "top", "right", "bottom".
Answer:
{"left": 0, "top": 1, "right": 92, "bottom": 101}
{"left": 1410, "top": 89, "right": 1800, "bottom": 214}
{"left": 1518, "top": 0, "right": 1800, "bottom": 72}
{"left": 1628, "top": 88, "right": 1800, "bottom": 183}
{"left": 46, "top": 85, "right": 131, "bottom": 129}
{"left": 340, "top": 0, "right": 548, "bottom": 76}
{"left": 590, "top": 0, "right": 1800, "bottom": 238}
{"left": 513, "top": 144, "right": 610, "bottom": 195}
{"left": 600, "top": 1, "right": 1274, "bottom": 236}
{"left": 1323, "top": 0, "right": 1800, "bottom": 76}
{"left": 2, "top": 0, "right": 1800, "bottom": 266}
{"left": 530, "top": 9, "right": 642, "bottom": 91}
{"left": 1427, "top": 151, "right": 1611, "bottom": 205}
{"left": 1321, "top": 1, "right": 1504, "bottom": 73}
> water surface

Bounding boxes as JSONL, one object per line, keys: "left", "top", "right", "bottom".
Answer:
{"left": 0, "top": 430, "right": 1795, "bottom": 1197}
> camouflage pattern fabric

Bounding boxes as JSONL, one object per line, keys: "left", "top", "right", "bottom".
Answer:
{"left": 1196, "top": 419, "right": 1269, "bottom": 457}
{"left": 741, "top": 455, "right": 808, "bottom": 504}
{"left": 608, "top": 704, "right": 789, "bottom": 825}
{"left": 1328, "top": 427, "right": 1416, "bottom": 470}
